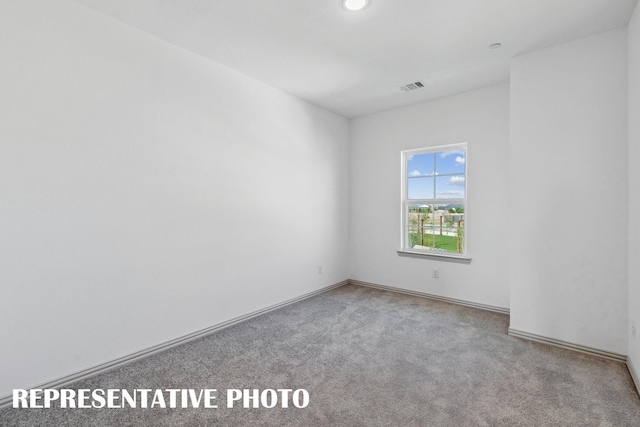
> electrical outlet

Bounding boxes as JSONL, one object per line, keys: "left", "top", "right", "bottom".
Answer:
{"left": 318, "top": 265, "right": 323, "bottom": 274}
{"left": 432, "top": 268, "right": 439, "bottom": 279}
{"left": 633, "top": 321, "right": 636, "bottom": 339}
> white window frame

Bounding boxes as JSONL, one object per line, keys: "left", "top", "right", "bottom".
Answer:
{"left": 398, "top": 143, "right": 471, "bottom": 261}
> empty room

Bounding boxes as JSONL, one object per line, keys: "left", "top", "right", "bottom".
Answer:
{"left": 1, "top": 0, "right": 640, "bottom": 425}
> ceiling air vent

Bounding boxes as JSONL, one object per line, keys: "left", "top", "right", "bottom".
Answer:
{"left": 400, "top": 81, "right": 425, "bottom": 92}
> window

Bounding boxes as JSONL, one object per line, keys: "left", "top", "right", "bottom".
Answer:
{"left": 401, "top": 143, "right": 468, "bottom": 259}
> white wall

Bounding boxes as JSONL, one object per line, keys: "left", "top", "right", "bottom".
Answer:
{"left": 509, "top": 29, "right": 628, "bottom": 354}
{"left": 628, "top": 2, "right": 640, "bottom": 371}
{"left": 0, "top": 0, "right": 349, "bottom": 397}
{"left": 349, "top": 84, "right": 511, "bottom": 309}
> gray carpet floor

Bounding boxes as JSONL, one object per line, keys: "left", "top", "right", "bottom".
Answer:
{"left": 1, "top": 284, "right": 639, "bottom": 426}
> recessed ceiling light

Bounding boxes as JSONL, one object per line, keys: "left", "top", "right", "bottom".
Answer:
{"left": 343, "top": 0, "right": 369, "bottom": 12}
{"left": 489, "top": 43, "right": 502, "bottom": 49}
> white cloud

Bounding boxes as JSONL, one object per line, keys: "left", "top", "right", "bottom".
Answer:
{"left": 437, "top": 190, "right": 464, "bottom": 196}
{"left": 449, "top": 176, "right": 465, "bottom": 186}
{"left": 409, "top": 170, "right": 439, "bottom": 177}
{"left": 440, "top": 150, "right": 465, "bottom": 158}
{"left": 455, "top": 156, "right": 465, "bottom": 165}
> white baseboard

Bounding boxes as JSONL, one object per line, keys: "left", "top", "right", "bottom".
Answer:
{"left": 4, "top": 280, "right": 637, "bottom": 409}
{"left": 353, "top": 279, "right": 638, "bottom": 388}
{"left": 349, "top": 279, "right": 510, "bottom": 315}
{"left": 0, "top": 280, "right": 349, "bottom": 410}
{"left": 508, "top": 328, "right": 640, "bottom": 395}
{"left": 508, "top": 327, "right": 627, "bottom": 363}
{"left": 627, "top": 356, "right": 640, "bottom": 397}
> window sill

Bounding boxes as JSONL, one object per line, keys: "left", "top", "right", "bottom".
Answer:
{"left": 397, "top": 249, "right": 472, "bottom": 263}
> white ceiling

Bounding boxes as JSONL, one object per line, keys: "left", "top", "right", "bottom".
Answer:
{"left": 72, "top": 0, "right": 638, "bottom": 118}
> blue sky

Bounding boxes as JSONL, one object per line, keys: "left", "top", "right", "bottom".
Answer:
{"left": 407, "top": 149, "right": 465, "bottom": 200}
